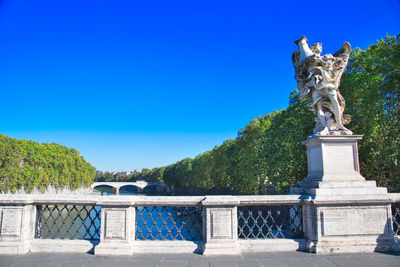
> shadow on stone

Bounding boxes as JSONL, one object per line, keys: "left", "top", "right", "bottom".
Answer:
{"left": 87, "top": 240, "right": 100, "bottom": 255}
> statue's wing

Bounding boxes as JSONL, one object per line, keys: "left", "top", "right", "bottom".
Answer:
{"left": 332, "top": 42, "right": 351, "bottom": 87}
{"left": 292, "top": 50, "right": 300, "bottom": 66}
{"left": 333, "top": 42, "right": 351, "bottom": 59}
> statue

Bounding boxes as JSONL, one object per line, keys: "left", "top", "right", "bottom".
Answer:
{"left": 292, "top": 36, "right": 352, "bottom": 136}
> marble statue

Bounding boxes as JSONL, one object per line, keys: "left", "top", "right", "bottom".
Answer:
{"left": 292, "top": 36, "right": 352, "bottom": 136}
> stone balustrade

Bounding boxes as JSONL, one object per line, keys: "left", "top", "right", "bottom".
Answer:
{"left": 0, "top": 193, "right": 399, "bottom": 255}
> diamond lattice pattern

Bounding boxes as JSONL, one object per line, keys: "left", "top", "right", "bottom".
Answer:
{"left": 238, "top": 205, "right": 303, "bottom": 239}
{"left": 136, "top": 206, "right": 202, "bottom": 241}
{"left": 35, "top": 205, "right": 101, "bottom": 240}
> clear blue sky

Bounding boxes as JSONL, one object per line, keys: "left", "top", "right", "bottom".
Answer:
{"left": 1, "top": 0, "right": 399, "bottom": 171}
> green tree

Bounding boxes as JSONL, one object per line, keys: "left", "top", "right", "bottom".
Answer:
{"left": 0, "top": 134, "right": 96, "bottom": 193}
{"left": 340, "top": 34, "right": 400, "bottom": 191}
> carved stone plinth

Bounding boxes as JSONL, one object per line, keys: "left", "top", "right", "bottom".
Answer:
{"left": 291, "top": 135, "right": 396, "bottom": 253}
{"left": 202, "top": 197, "right": 239, "bottom": 255}
{"left": 95, "top": 206, "right": 135, "bottom": 255}
{"left": 0, "top": 205, "right": 35, "bottom": 254}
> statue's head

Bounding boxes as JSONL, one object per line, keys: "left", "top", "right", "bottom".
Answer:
{"left": 310, "top": 43, "right": 322, "bottom": 55}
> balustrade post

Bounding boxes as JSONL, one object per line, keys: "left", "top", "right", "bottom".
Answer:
{"left": 202, "top": 196, "right": 239, "bottom": 255}
{"left": 0, "top": 202, "right": 36, "bottom": 254}
{"left": 114, "top": 187, "right": 120, "bottom": 195}
{"left": 95, "top": 204, "right": 135, "bottom": 255}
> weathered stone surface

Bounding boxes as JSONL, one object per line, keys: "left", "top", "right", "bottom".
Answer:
{"left": 0, "top": 205, "right": 35, "bottom": 254}
{"left": 104, "top": 209, "right": 126, "bottom": 240}
{"left": 302, "top": 135, "right": 364, "bottom": 183}
{"left": 320, "top": 207, "right": 388, "bottom": 236}
{"left": 0, "top": 208, "right": 22, "bottom": 237}
{"left": 210, "top": 209, "right": 233, "bottom": 239}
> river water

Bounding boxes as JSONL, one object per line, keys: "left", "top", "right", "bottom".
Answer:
{"left": 36, "top": 188, "right": 201, "bottom": 241}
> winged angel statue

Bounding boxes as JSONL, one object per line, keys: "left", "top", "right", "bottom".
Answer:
{"left": 292, "top": 36, "right": 352, "bottom": 136}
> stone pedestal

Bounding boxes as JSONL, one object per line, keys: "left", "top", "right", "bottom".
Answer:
{"left": 95, "top": 206, "right": 135, "bottom": 255}
{"left": 202, "top": 197, "right": 239, "bottom": 255}
{"left": 291, "top": 135, "right": 396, "bottom": 253}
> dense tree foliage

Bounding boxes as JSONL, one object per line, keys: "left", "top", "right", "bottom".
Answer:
{"left": 340, "top": 34, "right": 400, "bottom": 191}
{"left": 94, "top": 167, "right": 166, "bottom": 183}
{"left": 0, "top": 134, "right": 96, "bottom": 193}
{"left": 96, "top": 35, "right": 399, "bottom": 194}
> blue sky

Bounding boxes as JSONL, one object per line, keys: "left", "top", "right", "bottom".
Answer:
{"left": 1, "top": 0, "right": 399, "bottom": 171}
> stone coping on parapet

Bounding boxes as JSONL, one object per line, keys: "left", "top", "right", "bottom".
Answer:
{"left": 0, "top": 194, "right": 306, "bottom": 206}
{"left": 1, "top": 193, "right": 399, "bottom": 207}
{"left": 390, "top": 193, "right": 400, "bottom": 202}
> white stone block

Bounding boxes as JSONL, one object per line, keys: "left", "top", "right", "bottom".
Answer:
{"left": 30, "top": 239, "right": 95, "bottom": 253}
{"left": 132, "top": 241, "right": 203, "bottom": 254}
{"left": 238, "top": 239, "right": 305, "bottom": 253}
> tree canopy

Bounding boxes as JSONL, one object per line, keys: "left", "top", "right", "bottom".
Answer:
{"left": 0, "top": 134, "right": 96, "bottom": 193}
{"left": 340, "top": 34, "right": 400, "bottom": 191}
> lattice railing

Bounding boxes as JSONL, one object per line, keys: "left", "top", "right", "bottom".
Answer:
{"left": 35, "top": 205, "right": 101, "bottom": 240}
{"left": 392, "top": 203, "right": 400, "bottom": 236}
{"left": 136, "top": 206, "right": 202, "bottom": 241}
{"left": 238, "top": 205, "right": 303, "bottom": 239}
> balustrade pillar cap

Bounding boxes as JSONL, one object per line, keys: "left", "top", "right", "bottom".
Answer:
{"left": 202, "top": 196, "right": 240, "bottom": 206}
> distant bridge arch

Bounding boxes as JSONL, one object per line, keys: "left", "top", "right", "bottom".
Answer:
{"left": 119, "top": 184, "right": 140, "bottom": 192}
{"left": 91, "top": 181, "right": 170, "bottom": 195}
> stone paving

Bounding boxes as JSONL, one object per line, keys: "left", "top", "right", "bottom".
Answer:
{"left": 0, "top": 252, "right": 399, "bottom": 267}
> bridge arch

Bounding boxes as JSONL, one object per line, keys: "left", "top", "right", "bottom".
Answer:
{"left": 119, "top": 184, "right": 141, "bottom": 193}
{"left": 93, "top": 184, "right": 117, "bottom": 195}
{"left": 91, "top": 182, "right": 170, "bottom": 195}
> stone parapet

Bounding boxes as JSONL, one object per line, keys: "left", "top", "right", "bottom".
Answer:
{"left": 0, "top": 190, "right": 398, "bottom": 255}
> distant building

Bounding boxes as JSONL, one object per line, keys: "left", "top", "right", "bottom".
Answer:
{"left": 117, "top": 171, "right": 132, "bottom": 175}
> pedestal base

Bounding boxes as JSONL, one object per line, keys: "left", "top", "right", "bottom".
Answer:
{"left": 0, "top": 241, "right": 30, "bottom": 254}
{"left": 307, "top": 237, "right": 394, "bottom": 254}
{"left": 291, "top": 181, "right": 388, "bottom": 197}
{"left": 301, "top": 202, "right": 395, "bottom": 254}
{"left": 293, "top": 135, "right": 397, "bottom": 254}
{"left": 202, "top": 240, "right": 239, "bottom": 255}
